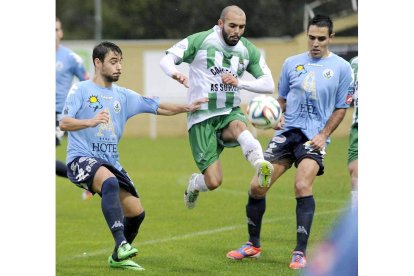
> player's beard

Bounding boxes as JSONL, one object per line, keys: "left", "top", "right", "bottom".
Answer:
{"left": 222, "top": 28, "right": 240, "bottom": 46}
{"left": 103, "top": 73, "right": 120, "bottom": 83}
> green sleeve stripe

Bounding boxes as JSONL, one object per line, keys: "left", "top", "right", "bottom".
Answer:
{"left": 240, "top": 37, "right": 264, "bottom": 78}
{"left": 183, "top": 29, "right": 214, "bottom": 64}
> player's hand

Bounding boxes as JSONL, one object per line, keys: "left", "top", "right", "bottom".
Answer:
{"left": 307, "top": 133, "right": 328, "bottom": 152}
{"left": 172, "top": 72, "right": 189, "bottom": 88}
{"left": 188, "top": 97, "right": 209, "bottom": 112}
{"left": 90, "top": 110, "right": 109, "bottom": 127}
{"left": 221, "top": 73, "right": 238, "bottom": 87}
{"left": 273, "top": 114, "right": 285, "bottom": 130}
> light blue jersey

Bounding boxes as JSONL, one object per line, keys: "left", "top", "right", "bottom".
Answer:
{"left": 277, "top": 52, "right": 353, "bottom": 143}
{"left": 56, "top": 45, "right": 89, "bottom": 113}
{"left": 61, "top": 80, "right": 159, "bottom": 171}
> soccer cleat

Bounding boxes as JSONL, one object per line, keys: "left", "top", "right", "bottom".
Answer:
{"left": 255, "top": 159, "right": 273, "bottom": 187}
{"left": 226, "top": 242, "right": 261, "bottom": 260}
{"left": 82, "top": 190, "right": 93, "bottom": 200}
{"left": 184, "top": 173, "right": 199, "bottom": 209}
{"left": 289, "top": 251, "right": 307, "bottom": 269}
{"left": 108, "top": 256, "right": 145, "bottom": 271}
{"left": 117, "top": 242, "right": 138, "bottom": 260}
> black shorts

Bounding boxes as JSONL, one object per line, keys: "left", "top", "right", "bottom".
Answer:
{"left": 67, "top": 156, "right": 139, "bottom": 197}
{"left": 263, "top": 129, "right": 325, "bottom": 176}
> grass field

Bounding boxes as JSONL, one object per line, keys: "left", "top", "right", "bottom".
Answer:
{"left": 56, "top": 135, "right": 351, "bottom": 275}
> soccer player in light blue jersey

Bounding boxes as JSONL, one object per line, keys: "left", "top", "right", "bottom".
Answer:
{"left": 227, "top": 15, "right": 354, "bottom": 270}
{"left": 56, "top": 18, "right": 89, "bottom": 179}
{"left": 60, "top": 41, "right": 206, "bottom": 271}
{"left": 160, "top": 5, "right": 274, "bottom": 210}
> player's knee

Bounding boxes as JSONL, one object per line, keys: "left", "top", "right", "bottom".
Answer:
{"left": 205, "top": 175, "right": 222, "bottom": 190}
{"left": 101, "top": 177, "right": 119, "bottom": 195}
{"left": 223, "top": 120, "right": 247, "bottom": 139}
{"left": 248, "top": 176, "right": 269, "bottom": 197}
{"left": 133, "top": 209, "right": 145, "bottom": 221}
{"left": 250, "top": 185, "right": 269, "bottom": 198}
{"left": 294, "top": 181, "right": 312, "bottom": 196}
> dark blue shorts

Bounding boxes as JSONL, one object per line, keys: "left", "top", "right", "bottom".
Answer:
{"left": 67, "top": 156, "right": 139, "bottom": 197}
{"left": 263, "top": 129, "right": 325, "bottom": 176}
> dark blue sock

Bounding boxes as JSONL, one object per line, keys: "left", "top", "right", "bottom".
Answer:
{"left": 124, "top": 211, "right": 145, "bottom": 244}
{"left": 294, "top": 195, "right": 315, "bottom": 255}
{"left": 56, "top": 160, "right": 67, "bottom": 178}
{"left": 101, "top": 177, "right": 126, "bottom": 253}
{"left": 246, "top": 194, "right": 266, "bottom": 248}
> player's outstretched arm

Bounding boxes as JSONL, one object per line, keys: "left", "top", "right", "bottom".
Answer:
{"left": 157, "top": 97, "right": 208, "bottom": 116}
{"left": 59, "top": 110, "right": 109, "bottom": 131}
{"left": 221, "top": 73, "right": 274, "bottom": 94}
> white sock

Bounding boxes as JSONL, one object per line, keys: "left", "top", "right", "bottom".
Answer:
{"left": 237, "top": 130, "right": 264, "bottom": 167}
{"left": 193, "top": 173, "right": 209, "bottom": 192}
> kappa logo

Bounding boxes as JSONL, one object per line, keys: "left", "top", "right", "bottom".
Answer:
{"left": 111, "top": 220, "right": 124, "bottom": 229}
{"left": 297, "top": 226, "right": 308, "bottom": 235}
{"left": 247, "top": 217, "right": 256, "bottom": 227}
{"left": 198, "top": 152, "right": 206, "bottom": 162}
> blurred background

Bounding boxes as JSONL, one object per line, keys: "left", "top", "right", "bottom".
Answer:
{"left": 56, "top": 0, "right": 358, "bottom": 138}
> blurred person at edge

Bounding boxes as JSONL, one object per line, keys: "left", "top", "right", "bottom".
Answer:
{"left": 56, "top": 18, "right": 91, "bottom": 200}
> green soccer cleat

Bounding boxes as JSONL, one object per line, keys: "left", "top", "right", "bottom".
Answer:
{"left": 255, "top": 159, "right": 273, "bottom": 187}
{"left": 108, "top": 256, "right": 145, "bottom": 271}
{"left": 117, "top": 242, "right": 138, "bottom": 260}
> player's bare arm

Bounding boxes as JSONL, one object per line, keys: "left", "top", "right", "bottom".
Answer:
{"left": 310, "top": 108, "right": 347, "bottom": 150}
{"left": 157, "top": 97, "right": 209, "bottom": 115}
{"left": 230, "top": 73, "right": 274, "bottom": 94}
{"left": 60, "top": 110, "right": 109, "bottom": 131}
{"left": 271, "top": 97, "right": 286, "bottom": 130}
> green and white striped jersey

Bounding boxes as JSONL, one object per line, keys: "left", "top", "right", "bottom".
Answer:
{"left": 350, "top": 56, "right": 358, "bottom": 126}
{"left": 166, "top": 25, "right": 273, "bottom": 129}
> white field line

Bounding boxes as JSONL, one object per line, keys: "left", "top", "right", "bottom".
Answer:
{"left": 218, "top": 188, "right": 349, "bottom": 204}
{"left": 60, "top": 208, "right": 344, "bottom": 261}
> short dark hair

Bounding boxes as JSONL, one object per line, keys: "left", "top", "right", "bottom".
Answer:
{"left": 307, "top": 15, "right": 333, "bottom": 35}
{"left": 92, "top": 41, "right": 122, "bottom": 64}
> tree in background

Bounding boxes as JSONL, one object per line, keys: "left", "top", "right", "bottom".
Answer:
{"left": 56, "top": 0, "right": 355, "bottom": 40}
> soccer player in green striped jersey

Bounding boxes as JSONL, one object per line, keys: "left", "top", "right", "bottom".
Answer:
{"left": 160, "top": 5, "right": 275, "bottom": 209}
